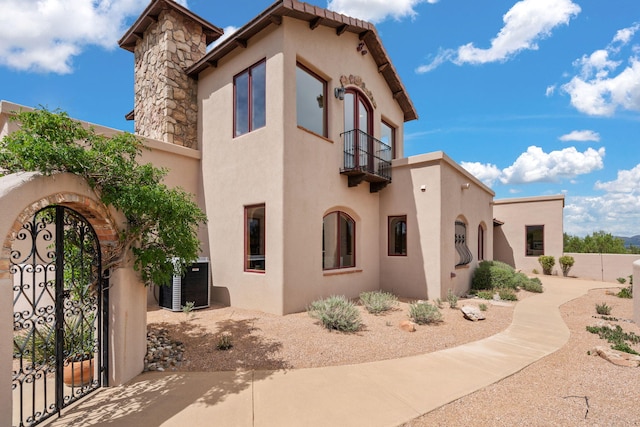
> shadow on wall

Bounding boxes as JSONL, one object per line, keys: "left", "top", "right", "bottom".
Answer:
{"left": 211, "top": 286, "right": 231, "bottom": 307}
{"left": 493, "top": 226, "right": 515, "bottom": 268}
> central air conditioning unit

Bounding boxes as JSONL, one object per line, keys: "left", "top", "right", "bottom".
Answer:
{"left": 159, "top": 257, "right": 210, "bottom": 311}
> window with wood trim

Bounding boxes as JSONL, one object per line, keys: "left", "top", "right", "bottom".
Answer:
{"left": 477, "top": 224, "right": 485, "bottom": 261}
{"left": 381, "top": 120, "right": 396, "bottom": 159}
{"left": 234, "top": 60, "right": 266, "bottom": 137}
{"left": 296, "top": 63, "right": 327, "bottom": 137}
{"left": 455, "top": 220, "right": 472, "bottom": 267}
{"left": 322, "top": 211, "right": 355, "bottom": 270}
{"left": 388, "top": 215, "right": 407, "bottom": 256}
{"left": 526, "top": 225, "right": 544, "bottom": 256}
{"left": 245, "top": 204, "right": 265, "bottom": 272}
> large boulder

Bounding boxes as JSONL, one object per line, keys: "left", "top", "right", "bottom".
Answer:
{"left": 461, "top": 305, "right": 486, "bottom": 322}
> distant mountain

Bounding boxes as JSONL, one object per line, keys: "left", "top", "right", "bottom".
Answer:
{"left": 617, "top": 235, "right": 640, "bottom": 247}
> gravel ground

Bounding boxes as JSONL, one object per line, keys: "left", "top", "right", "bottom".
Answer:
{"left": 147, "top": 286, "right": 639, "bottom": 425}
{"left": 403, "top": 286, "right": 640, "bottom": 427}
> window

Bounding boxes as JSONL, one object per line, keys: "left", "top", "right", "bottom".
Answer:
{"left": 245, "top": 204, "right": 265, "bottom": 272}
{"left": 381, "top": 121, "right": 396, "bottom": 159}
{"left": 388, "top": 216, "right": 407, "bottom": 256}
{"left": 526, "top": 225, "right": 544, "bottom": 256}
{"left": 322, "top": 211, "right": 355, "bottom": 269}
{"left": 296, "top": 64, "right": 326, "bottom": 136}
{"left": 234, "top": 60, "right": 266, "bottom": 137}
{"left": 455, "top": 220, "right": 472, "bottom": 267}
{"left": 477, "top": 224, "right": 485, "bottom": 261}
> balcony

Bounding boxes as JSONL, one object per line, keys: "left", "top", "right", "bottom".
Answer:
{"left": 340, "top": 129, "right": 392, "bottom": 193}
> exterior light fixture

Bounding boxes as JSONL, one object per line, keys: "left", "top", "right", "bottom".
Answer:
{"left": 461, "top": 183, "right": 470, "bottom": 190}
{"left": 334, "top": 86, "right": 345, "bottom": 100}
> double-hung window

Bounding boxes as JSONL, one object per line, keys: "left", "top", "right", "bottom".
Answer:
{"left": 234, "top": 60, "right": 266, "bottom": 137}
{"left": 322, "top": 211, "right": 355, "bottom": 269}
{"left": 296, "top": 63, "right": 327, "bottom": 137}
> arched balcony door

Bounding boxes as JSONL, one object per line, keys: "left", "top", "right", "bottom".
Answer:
{"left": 344, "top": 89, "right": 373, "bottom": 170}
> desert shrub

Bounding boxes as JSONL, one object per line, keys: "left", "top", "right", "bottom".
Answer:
{"left": 472, "top": 261, "right": 516, "bottom": 290}
{"left": 559, "top": 255, "right": 574, "bottom": 277}
{"left": 476, "top": 290, "right": 494, "bottom": 300}
{"left": 586, "top": 324, "right": 640, "bottom": 355}
{"left": 510, "top": 272, "right": 531, "bottom": 289}
{"left": 616, "top": 277, "right": 627, "bottom": 284}
{"left": 617, "top": 286, "right": 633, "bottom": 299}
{"left": 359, "top": 290, "right": 398, "bottom": 314}
{"left": 479, "top": 303, "right": 488, "bottom": 312}
{"left": 538, "top": 255, "right": 555, "bottom": 275}
{"left": 497, "top": 288, "right": 518, "bottom": 301}
{"left": 595, "top": 302, "right": 611, "bottom": 315}
{"left": 434, "top": 298, "right": 444, "bottom": 309}
{"left": 532, "top": 268, "right": 539, "bottom": 274}
{"left": 522, "top": 277, "right": 544, "bottom": 293}
{"left": 408, "top": 302, "right": 443, "bottom": 325}
{"left": 216, "top": 332, "right": 233, "bottom": 350}
{"left": 308, "top": 295, "right": 362, "bottom": 332}
{"left": 447, "top": 289, "right": 458, "bottom": 309}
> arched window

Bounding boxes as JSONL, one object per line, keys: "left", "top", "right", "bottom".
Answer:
{"left": 323, "top": 211, "right": 355, "bottom": 269}
{"left": 478, "top": 224, "right": 485, "bottom": 261}
{"left": 455, "top": 220, "right": 472, "bottom": 267}
{"left": 388, "top": 215, "right": 407, "bottom": 256}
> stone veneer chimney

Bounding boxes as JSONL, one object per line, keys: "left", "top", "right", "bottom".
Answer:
{"left": 119, "top": 1, "right": 222, "bottom": 148}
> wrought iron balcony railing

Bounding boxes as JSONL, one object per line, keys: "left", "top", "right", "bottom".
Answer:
{"left": 340, "top": 129, "right": 392, "bottom": 192}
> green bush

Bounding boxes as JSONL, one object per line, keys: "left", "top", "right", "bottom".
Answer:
{"left": 586, "top": 324, "right": 640, "bottom": 355}
{"left": 359, "top": 290, "right": 398, "bottom": 314}
{"left": 447, "top": 289, "right": 458, "bottom": 309}
{"left": 497, "top": 288, "right": 518, "bottom": 301}
{"left": 559, "top": 255, "right": 574, "bottom": 277}
{"left": 617, "top": 286, "right": 633, "bottom": 299}
{"left": 538, "top": 255, "right": 555, "bottom": 275}
{"left": 479, "top": 303, "right": 488, "bottom": 312}
{"left": 476, "top": 290, "right": 495, "bottom": 300}
{"left": 616, "top": 277, "right": 627, "bottom": 284}
{"left": 510, "top": 272, "right": 531, "bottom": 289}
{"left": 522, "top": 277, "right": 544, "bottom": 293}
{"left": 472, "top": 261, "right": 516, "bottom": 290}
{"left": 408, "top": 302, "right": 443, "bottom": 325}
{"left": 595, "top": 302, "right": 611, "bottom": 315}
{"left": 308, "top": 295, "right": 362, "bottom": 332}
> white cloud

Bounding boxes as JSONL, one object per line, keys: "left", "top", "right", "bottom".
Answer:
{"left": 327, "top": 0, "right": 437, "bottom": 24}
{"left": 460, "top": 161, "right": 501, "bottom": 187}
{"left": 417, "top": 0, "right": 580, "bottom": 72}
{"left": 562, "top": 23, "right": 640, "bottom": 116}
{"left": 500, "top": 146, "right": 605, "bottom": 184}
{"left": 558, "top": 130, "right": 600, "bottom": 142}
{"left": 461, "top": 146, "right": 605, "bottom": 188}
{"left": 595, "top": 164, "right": 640, "bottom": 193}
{"left": 208, "top": 26, "right": 239, "bottom": 50}
{"left": 0, "top": 0, "right": 150, "bottom": 73}
{"left": 565, "top": 165, "right": 640, "bottom": 236}
{"left": 545, "top": 85, "right": 556, "bottom": 97}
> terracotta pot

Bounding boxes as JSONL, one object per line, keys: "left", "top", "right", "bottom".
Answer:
{"left": 63, "top": 357, "right": 94, "bottom": 386}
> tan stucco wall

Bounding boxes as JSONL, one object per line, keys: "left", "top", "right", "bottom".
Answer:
{"left": 493, "top": 195, "right": 565, "bottom": 273}
{"left": 564, "top": 253, "right": 640, "bottom": 283}
{"left": 197, "top": 18, "right": 409, "bottom": 314}
{"left": 198, "top": 24, "right": 286, "bottom": 314}
{"left": 380, "top": 152, "right": 494, "bottom": 300}
{"left": 0, "top": 172, "right": 147, "bottom": 423}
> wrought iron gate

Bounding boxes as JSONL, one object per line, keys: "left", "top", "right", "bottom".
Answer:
{"left": 11, "top": 206, "right": 108, "bottom": 427}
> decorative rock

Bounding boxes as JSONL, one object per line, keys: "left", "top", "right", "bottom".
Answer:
{"left": 593, "top": 345, "right": 640, "bottom": 367}
{"left": 461, "top": 305, "right": 486, "bottom": 321}
{"left": 144, "top": 327, "right": 185, "bottom": 372}
{"left": 399, "top": 320, "right": 417, "bottom": 332}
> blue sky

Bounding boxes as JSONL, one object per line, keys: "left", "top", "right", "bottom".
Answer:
{"left": 1, "top": 0, "right": 639, "bottom": 237}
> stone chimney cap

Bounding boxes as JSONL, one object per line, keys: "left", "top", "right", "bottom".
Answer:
{"left": 118, "top": 0, "right": 223, "bottom": 52}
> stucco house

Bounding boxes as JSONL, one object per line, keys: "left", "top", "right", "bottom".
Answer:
{"left": 2, "top": 0, "right": 565, "bottom": 316}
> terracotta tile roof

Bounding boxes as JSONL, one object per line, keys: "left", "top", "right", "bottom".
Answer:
{"left": 186, "top": 0, "right": 418, "bottom": 122}
{"left": 118, "top": 0, "right": 224, "bottom": 52}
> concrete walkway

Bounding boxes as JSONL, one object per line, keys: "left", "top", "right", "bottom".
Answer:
{"left": 44, "top": 277, "right": 603, "bottom": 427}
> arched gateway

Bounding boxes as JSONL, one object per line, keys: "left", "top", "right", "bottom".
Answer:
{"left": 0, "top": 173, "right": 146, "bottom": 427}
